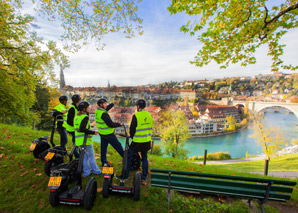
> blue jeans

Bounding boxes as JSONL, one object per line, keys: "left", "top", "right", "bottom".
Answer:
{"left": 57, "top": 127, "right": 68, "bottom": 150}
{"left": 100, "top": 134, "right": 124, "bottom": 166}
{"left": 82, "top": 144, "right": 102, "bottom": 177}
{"left": 126, "top": 149, "right": 148, "bottom": 181}
{"left": 69, "top": 132, "right": 80, "bottom": 159}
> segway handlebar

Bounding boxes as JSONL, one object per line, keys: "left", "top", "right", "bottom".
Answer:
{"left": 50, "top": 116, "right": 57, "bottom": 147}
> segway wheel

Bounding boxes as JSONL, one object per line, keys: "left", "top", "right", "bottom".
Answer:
{"left": 83, "top": 177, "right": 97, "bottom": 210}
{"left": 66, "top": 159, "right": 79, "bottom": 183}
{"left": 102, "top": 178, "right": 110, "bottom": 198}
{"left": 49, "top": 190, "right": 60, "bottom": 207}
{"left": 133, "top": 172, "right": 141, "bottom": 201}
{"left": 130, "top": 153, "right": 141, "bottom": 171}
{"left": 44, "top": 160, "right": 54, "bottom": 176}
{"left": 33, "top": 141, "right": 50, "bottom": 158}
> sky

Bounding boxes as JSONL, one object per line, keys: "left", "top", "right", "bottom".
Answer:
{"left": 23, "top": 0, "right": 298, "bottom": 87}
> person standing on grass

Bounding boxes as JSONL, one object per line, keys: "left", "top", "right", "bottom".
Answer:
{"left": 126, "top": 99, "right": 153, "bottom": 184}
{"left": 52, "top": 95, "right": 68, "bottom": 150}
{"left": 74, "top": 101, "right": 101, "bottom": 177}
{"left": 95, "top": 98, "right": 124, "bottom": 166}
{"left": 65, "top": 94, "right": 81, "bottom": 159}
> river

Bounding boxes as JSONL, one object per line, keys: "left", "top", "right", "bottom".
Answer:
{"left": 93, "top": 109, "right": 298, "bottom": 159}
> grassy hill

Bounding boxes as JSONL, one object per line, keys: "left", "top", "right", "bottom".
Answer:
{"left": 0, "top": 123, "right": 297, "bottom": 212}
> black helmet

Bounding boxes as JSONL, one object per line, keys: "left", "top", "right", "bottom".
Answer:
{"left": 71, "top": 94, "right": 81, "bottom": 103}
{"left": 97, "top": 98, "right": 107, "bottom": 106}
{"left": 78, "top": 101, "right": 90, "bottom": 111}
{"left": 59, "top": 95, "right": 68, "bottom": 103}
{"left": 136, "top": 99, "right": 146, "bottom": 109}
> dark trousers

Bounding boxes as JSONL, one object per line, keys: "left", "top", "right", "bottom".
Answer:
{"left": 126, "top": 149, "right": 148, "bottom": 181}
{"left": 100, "top": 134, "right": 124, "bottom": 166}
{"left": 69, "top": 131, "right": 80, "bottom": 159}
{"left": 57, "top": 127, "right": 68, "bottom": 150}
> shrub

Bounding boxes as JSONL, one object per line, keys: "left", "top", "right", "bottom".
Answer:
{"left": 151, "top": 144, "right": 163, "bottom": 156}
{"left": 197, "top": 152, "right": 231, "bottom": 160}
{"left": 188, "top": 156, "right": 198, "bottom": 160}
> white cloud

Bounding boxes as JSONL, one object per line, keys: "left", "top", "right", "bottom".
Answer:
{"left": 21, "top": 0, "right": 298, "bottom": 87}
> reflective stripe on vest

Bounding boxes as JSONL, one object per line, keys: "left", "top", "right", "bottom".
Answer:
{"left": 133, "top": 110, "right": 153, "bottom": 143}
{"left": 74, "top": 114, "right": 93, "bottom": 146}
{"left": 65, "top": 104, "right": 77, "bottom": 132}
{"left": 95, "top": 109, "right": 114, "bottom": 135}
{"left": 54, "top": 103, "right": 67, "bottom": 128}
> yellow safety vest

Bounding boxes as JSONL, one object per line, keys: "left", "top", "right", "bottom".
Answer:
{"left": 54, "top": 103, "right": 67, "bottom": 128}
{"left": 95, "top": 109, "right": 114, "bottom": 135}
{"left": 74, "top": 114, "right": 93, "bottom": 146}
{"left": 133, "top": 110, "right": 153, "bottom": 143}
{"left": 65, "top": 104, "right": 77, "bottom": 132}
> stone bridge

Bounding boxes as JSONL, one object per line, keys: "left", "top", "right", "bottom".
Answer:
{"left": 210, "top": 99, "right": 298, "bottom": 118}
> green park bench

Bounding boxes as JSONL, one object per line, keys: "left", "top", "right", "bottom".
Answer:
{"left": 150, "top": 168, "right": 297, "bottom": 213}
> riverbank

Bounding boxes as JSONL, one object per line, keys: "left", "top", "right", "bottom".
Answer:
{"left": 152, "top": 123, "right": 249, "bottom": 139}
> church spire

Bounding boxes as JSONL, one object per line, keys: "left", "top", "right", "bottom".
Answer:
{"left": 60, "top": 64, "right": 65, "bottom": 90}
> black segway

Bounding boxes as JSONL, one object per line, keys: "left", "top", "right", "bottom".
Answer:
{"left": 29, "top": 116, "right": 57, "bottom": 159}
{"left": 48, "top": 134, "right": 97, "bottom": 210}
{"left": 43, "top": 144, "right": 78, "bottom": 176}
{"left": 102, "top": 125, "right": 142, "bottom": 201}
{"left": 41, "top": 115, "right": 77, "bottom": 176}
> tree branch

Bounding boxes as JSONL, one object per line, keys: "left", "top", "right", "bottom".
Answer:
{"left": 263, "top": 3, "right": 298, "bottom": 29}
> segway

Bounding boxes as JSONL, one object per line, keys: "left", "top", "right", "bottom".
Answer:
{"left": 43, "top": 144, "right": 77, "bottom": 176}
{"left": 30, "top": 136, "right": 51, "bottom": 159}
{"left": 102, "top": 125, "right": 142, "bottom": 201}
{"left": 29, "top": 116, "right": 57, "bottom": 159}
{"left": 48, "top": 134, "right": 97, "bottom": 210}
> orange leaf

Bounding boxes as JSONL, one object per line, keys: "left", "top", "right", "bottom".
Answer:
{"left": 35, "top": 173, "right": 42, "bottom": 176}
{"left": 31, "top": 184, "right": 37, "bottom": 188}
{"left": 0, "top": 154, "right": 4, "bottom": 159}
{"left": 20, "top": 171, "right": 29, "bottom": 177}
{"left": 97, "top": 188, "right": 103, "bottom": 193}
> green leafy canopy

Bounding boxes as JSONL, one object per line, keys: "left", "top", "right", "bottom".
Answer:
{"left": 168, "top": 0, "right": 298, "bottom": 72}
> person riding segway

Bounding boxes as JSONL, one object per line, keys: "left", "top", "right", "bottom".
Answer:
{"left": 95, "top": 98, "right": 124, "bottom": 166}
{"left": 65, "top": 94, "right": 81, "bottom": 159}
{"left": 52, "top": 95, "right": 69, "bottom": 150}
{"left": 125, "top": 99, "right": 153, "bottom": 185}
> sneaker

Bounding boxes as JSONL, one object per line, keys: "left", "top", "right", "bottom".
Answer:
{"left": 94, "top": 170, "right": 102, "bottom": 175}
{"left": 83, "top": 173, "right": 91, "bottom": 178}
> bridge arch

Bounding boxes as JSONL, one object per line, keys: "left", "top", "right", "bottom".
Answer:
{"left": 255, "top": 105, "right": 298, "bottom": 119}
{"left": 232, "top": 100, "right": 298, "bottom": 119}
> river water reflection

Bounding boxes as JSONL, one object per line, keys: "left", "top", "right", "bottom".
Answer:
{"left": 93, "top": 109, "right": 298, "bottom": 159}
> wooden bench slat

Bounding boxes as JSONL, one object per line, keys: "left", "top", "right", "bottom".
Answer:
{"left": 151, "top": 178, "right": 291, "bottom": 201}
{"left": 151, "top": 169, "right": 297, "bottom": 186}
{"left": 151, "top": 173, "right": 293, "bottom": 193}
{"left": 151, "top": 183, "right": 287, "bottom": 202}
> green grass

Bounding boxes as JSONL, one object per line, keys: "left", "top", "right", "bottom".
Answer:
{"left": 0, "top": 123, "right": 297, "bottom": 212}
{"left": 209, "top": 154, "right": 298, "bottom": 172}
